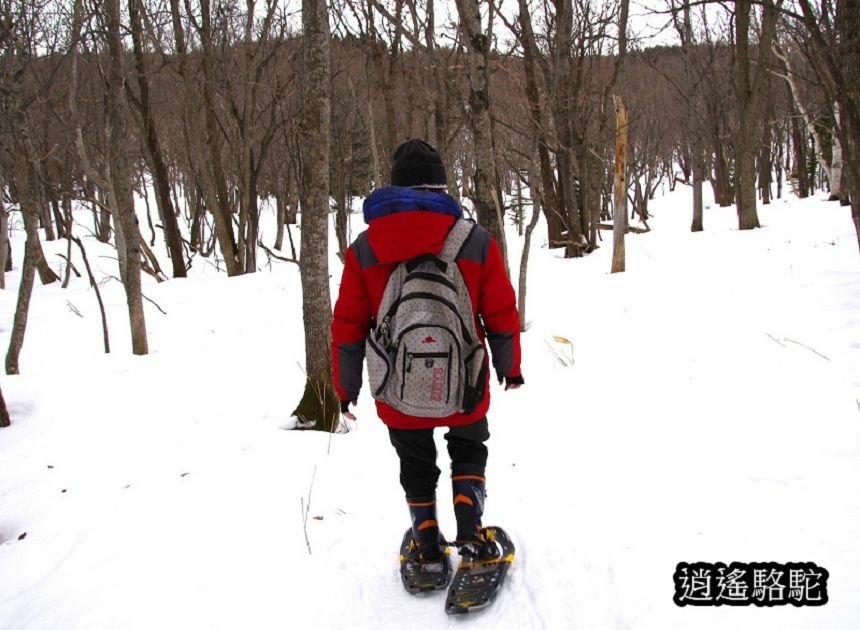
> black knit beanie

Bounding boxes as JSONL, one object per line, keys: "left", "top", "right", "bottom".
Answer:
{"left": 390, "top": 139, "right": 448, "bottom": 188}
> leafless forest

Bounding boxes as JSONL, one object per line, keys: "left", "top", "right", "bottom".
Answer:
{"left": 0, "top": 0, "right": 857, "bottom": 428}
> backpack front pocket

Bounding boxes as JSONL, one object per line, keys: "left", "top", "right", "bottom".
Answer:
{"left": 400, "top": 349, "right": 453, "bottom": 406}
{"left": 393, "top": 325, "right": 461, "bottom": 415}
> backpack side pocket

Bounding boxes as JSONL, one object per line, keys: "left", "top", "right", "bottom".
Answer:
{"left": 366, "top": 333, "right": 392, "bottom": 397}
{"left": 462, "top": 345, "right": 487, "bottom": 414}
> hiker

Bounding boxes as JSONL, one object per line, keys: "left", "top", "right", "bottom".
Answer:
{"left": 330, "top": 139, "right": 523, "bottom": 575}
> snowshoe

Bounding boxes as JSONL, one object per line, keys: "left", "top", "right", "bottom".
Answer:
{"left": 445, "top": 526, "right": 515, "bottom": 614}
{"left": 399, "top": 528, "right": 452, "bottom": 594}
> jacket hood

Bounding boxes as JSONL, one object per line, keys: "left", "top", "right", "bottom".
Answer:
{"left": 363, "top": 187, "right": 461, "bottom": 263}
{"left": 363, "top": 186, "right": 462, "bottom": 223}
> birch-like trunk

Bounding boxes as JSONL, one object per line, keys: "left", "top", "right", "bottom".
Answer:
{"left": 831, "top": 106, "right": 845, "bottom": 201}
{"left": 455, "top": 0, "right": 508, "bottom": 270}
{"left": 774, "top": 44, "right": 837, "bottom": 198}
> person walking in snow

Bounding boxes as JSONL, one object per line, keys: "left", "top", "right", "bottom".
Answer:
{"left": 331, "top": 139, "right": 524, "bottom": 582}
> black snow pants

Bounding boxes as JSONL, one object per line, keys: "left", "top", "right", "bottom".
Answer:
{"left": 387, "top": 416, "right": 490, "bottom": 499}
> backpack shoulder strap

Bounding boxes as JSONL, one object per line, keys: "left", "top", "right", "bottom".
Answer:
{"left": 439, "top": 219, "right": 475, "bottom": 263}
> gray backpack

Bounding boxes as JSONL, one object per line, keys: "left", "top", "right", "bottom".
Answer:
{"left": 366, "top": 219, "right": 487, "bottom": 417}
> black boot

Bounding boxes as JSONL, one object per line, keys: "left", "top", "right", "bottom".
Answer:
{"left": 452, "top": 475, "right": 499, "bottom": 560}
{"left": 452, "top": 475, "right": 485, "bottom": 544}
{"left": 407, "top": 496, "right": 443, "bottom": 561}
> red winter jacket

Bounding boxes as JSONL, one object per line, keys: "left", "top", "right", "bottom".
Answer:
{"left": 331, "top": 189, "right": 522, "bottom": 429}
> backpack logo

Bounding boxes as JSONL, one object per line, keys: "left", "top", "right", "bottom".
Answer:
{"left": 422, "top": 336, "right": 437, "bottom": 344}
{"left": 430, "top": 367, "right": 445, "bottom": 401}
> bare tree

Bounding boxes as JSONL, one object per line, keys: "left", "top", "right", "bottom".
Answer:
{"left": 791, "top": 0, "right": 860, "bottom": 248}
{"left": 127, "top": 0, "right": 186, "bottom": 278}
{"left": 291, "top": 0, "right": 339, "bottom": 431}
{"left": 6, "top": 154, "right": 40, "bottom": 375}
{"left": 517, "top": 158, "right": 542, "bottom": 331}
{"left": 455, "top": 0, "right": 508, "bottom": 270}
{"left": 168, "top": 0, "right": 242, "bottom": 276}
{"left": 104, "top": 0, "right": 148, "bottom": 354}
{"left": 733, "top": 0, "right": 782, "bottom": 230}
{"left": 611, "top": 94, "right": 628, "bottom": 273}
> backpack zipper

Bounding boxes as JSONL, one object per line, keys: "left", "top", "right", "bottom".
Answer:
{"left": 404, "top": 272, "right": 457, "bottom": 293}
{"left": 382, "top": 293, "right": 474, "bottom": 345}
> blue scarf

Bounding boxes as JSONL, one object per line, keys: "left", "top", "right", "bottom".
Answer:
{"left": 362, "top": 186, "right": 462, "bottom": 224}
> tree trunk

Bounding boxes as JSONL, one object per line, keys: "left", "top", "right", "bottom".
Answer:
{"left": 129, "top": 0, "right": 186, "bottom": 278}
{"left": 518, "top": 160, "right": 542, "bottom": 331}
{"left": 106, "top": 0, "right": 148, "bottom": 355}
{"left": 426, "top": 0, "right": 449, "bottom": 166}
{"left": 97, "top": 188, "right": 112, "bottom": 242}
{"left": 760, "top": 122, "right": 773, "bottom": 205}
{"left": 691, "top": 157, "right": 704, "bottom": 232}
{"left": 6, "top": 157, "right": 39, "bottom": 375}
{"left": 291, "top": 0, "right": 338, "bottom": 432}
{"left": 0, "top": 382, "right": 10, "bottom": 428}
{"left": 733, "top": 0, "right": 780, "bottom": 229}
{"left": 831, "top": 105, "right": 845, "bottom": 201}
{"left": 0, "top": 174, "right": 8, "bottom": 289}
{"left": 791, "top": 113, "right": 810, "bottom": 197}
{"left": 516, "top": 0, "right": 563, "bottom": 249}
{"left": 611, "top": 95, "right": 628, "bottom": 274}
{"left": 15, "top": 151, "right": 59, "bottom": 287}
{"left": 274, "top": 186, "right": 287, "bottom": 251}
{"left": 455, "top": 0, "right": 508, "bottom": 268}
{"left": 712, "top": 131, "right": 734, "bottom": 206}
{"left": 73, "top": 235, "right": 111, "bottom": 353}
{"left": 168, "top": 0, "right": 241, "bottom": 276}
{"left": 40, "top": 196, "right": 56, "bottom": 242}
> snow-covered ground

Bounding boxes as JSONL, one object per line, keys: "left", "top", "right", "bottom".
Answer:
{"left": 1, "top": 186, "right": 859, "bottom": 629}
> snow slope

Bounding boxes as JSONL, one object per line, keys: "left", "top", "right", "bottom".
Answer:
{"left": 1, "top": 187, "right": 859, "bottom": 629}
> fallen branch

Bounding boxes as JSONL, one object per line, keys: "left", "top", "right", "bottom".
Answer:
{"left": 782, "top": 337, "right": 830, "bottom": 361}
{"left": 71, "top": 236, "right": 110, "bottom": 353}
{"left": 765, "top": 332, "right": 786, "bottom": 347}
{"left": 596, "top": 223, "right": 650, "bottom": 234}
{"left": 66, "top": 301, "right": 84, "bottom": 318}
{"left": 56, "top": 254, "right": 82, "bottom": 278}
{"left": 142, "top": 293, "right": 167, "bottom": 315}
{"left": 766, "top": 333, "right": 830, "bottom": 361}
{"left": 258, "top": 240, "right": 299, "bottom": 265}
{"left": 301, "top": 465, "right": 318, "bottom": 555}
